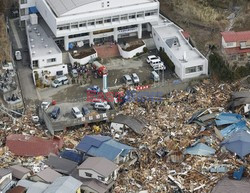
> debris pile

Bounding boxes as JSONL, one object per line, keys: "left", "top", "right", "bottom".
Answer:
{"left": 113, "top": 80, "right": 250, "bottom": 192}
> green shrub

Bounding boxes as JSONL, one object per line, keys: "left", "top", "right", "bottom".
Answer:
{"left": 143, "top": 47, "right": 148, "bottom": 53}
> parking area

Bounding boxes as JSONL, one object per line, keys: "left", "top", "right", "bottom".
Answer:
{"left": 46, "top": 101, "right": 109, "bottom": 123}
{"left": 38, "top": 52, "right": 174, "bottom": 103}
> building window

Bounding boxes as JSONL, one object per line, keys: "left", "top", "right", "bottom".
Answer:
{"left": 33, "top": 60, "right": 38, "bottom": 67}
{"left": 121, "top": 15, "right": 127, "bottom": 21}
{"left": 47, "top": 58, "right": 56, "bottom": 63}
{"left": 185, "top": 66, "right": 197, "bottom": 74}
{"left": 71, "top": 23, "right": 78, "bottom": 29}
{"left": 101, "top": 2, "right": 104, "bottom": 7}
{"left": 79, "top": 22, "right": 86, "bottom": 28}
{"left": 57, "top": 25, "right": 70, "bottom": 31}
{"left": 129, "top": 14, "right": 136, "bottom": 19}
{"left": 227, "top": 42, "right": 234, "bottom": 47}
{"left": 104, "top": 17, "right": 111, "bottom": 23}
{"left": 112, "top": 16, "right": 119, "bottom": 22}
{"left": 88, "top": 20, "right": 95, "bottom": 26}
{"left": 98, "top": 176, "right": 105, "bottom": 181}
{"left": 197, "top": 65, "right": 203, "bottom": 72}
{"left": 85, "top": 172, "right": 92, "bottom": 177}
{"left": 69, "top": 33, "right": 88, "bottom": 39}
{"left": 20, "top": 8, "right": 26, "bottom": 16}
{"left": 96, "top": 19, "right": 103, "bottom": 25}
{"left": 21, "top": 0, "right": 27, "bottom": 4}
{"left": 137, "top": 12, "right": 144, "bottom": 18}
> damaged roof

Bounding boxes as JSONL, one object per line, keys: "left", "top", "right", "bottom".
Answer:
{"left": 112, "top": 114, "right": 145, "bottom": 134}
{"left": 6, "top": 134, "right": 63, "bottom": 157}
{"left": 185, "top": 143, "right": 216, "bottom": 156}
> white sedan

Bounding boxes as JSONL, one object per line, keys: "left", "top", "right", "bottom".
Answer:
{"left": 15, "top": 51, "right": 22, "bottom": 61}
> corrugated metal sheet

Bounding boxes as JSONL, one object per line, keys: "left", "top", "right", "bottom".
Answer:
{"left": 6, "top": 134, "right": 63, "bottom": 157}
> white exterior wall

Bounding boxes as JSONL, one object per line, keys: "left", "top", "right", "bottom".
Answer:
{"left": 19, "top": 0, "right": 36, "bottom": 21}
{"left": 118, "top": 43, "right": 146, "bottom": 59}
{"left": 32, "top": 64, "right": 68, "bottom": 84}
{"left": 36, "top": 0, "right": 159, "bottom": 38}
{"left": 36, "top": 0, "right": 57, "bottom": 35}
{"left": 78, "top": 169, "right": 117, "bottom": 185}
{"left": 31, "top": 53, "right": 62, "bottom": 69}
{"left": 68, "top": 52, "right": 98, "bottom": 65}
{"left": 152, "top": 27, "right": 208, "bottom": 80}
{"left": 221, "top": 37, "right": 237, "bottom": 48}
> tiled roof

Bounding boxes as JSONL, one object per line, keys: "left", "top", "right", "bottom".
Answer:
{"left": 221, "top": 31, "right": 250, "bottom": 42}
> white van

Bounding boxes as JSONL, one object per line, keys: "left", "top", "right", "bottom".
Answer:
{"left": 52, "top": 76, "right": 69, "bottom": 88}
{"left": 150, "top": 59, "right": 163, "bottom": 67}
{"left": 151, "top": 71, "right": 160, "bottom": 82}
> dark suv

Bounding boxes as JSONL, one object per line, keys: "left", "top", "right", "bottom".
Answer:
{"left": 51, "top": 106, "right": 60, "bottom": 119}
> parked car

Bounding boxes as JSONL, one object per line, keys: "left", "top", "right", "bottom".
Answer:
{"left": 41, "top": 101, "right": 50, "bottom": 110}
{"left": 146, "top": 55, "right": 159, "bottom": 63}
{"left": 131, "top": 73, "right": 140, "bottom": 84}
{"left": 82, "top": 106, "right": 90, "bottom": 116}
{"left": 90, "top": 98, "right": 107, "bottom": 105}
{"left": 152, "top": 63, "right": 166, "bottom": 71}
{"left": 15, "top": 51, "right": 22, "bottom": 61}
{"left": 94, "top": 102, "right": 111, "bottom": 110}
{"left": 123, "top": 74, "right": 133, "bottom": 85}
{"left": 51, "top": 76, "right": 69, "bottom": 88}
{"left": 72, "top": 107, "right": 83, "bottom": 118}
{"left": 151, "top": 71, "right": 160, "bottom": 82}
{"left": 87, "top": 85, "right": 101, "bottom": 94}
{"left": 51, "top": 106, "right": 60, "bottom": 119}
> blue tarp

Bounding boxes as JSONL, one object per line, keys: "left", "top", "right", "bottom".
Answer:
{"left": 221, "top": 130, "right": 250, "bottom": 159}
{"left": 185, "top": 143, "right": 216, "bottom": 156}
{"left": 215, "top": 113, "right": 243, "bottom": 126}
{"left": 220, "top": 120, "right": 248, "bottom": 137}
{"left": 60, "top": 150, "right": 83, "bottom": 164}
{"left": 29, "top": 6, "right": 38, "bottom": 14}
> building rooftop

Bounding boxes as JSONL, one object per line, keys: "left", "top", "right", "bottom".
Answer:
{"left": 10, "top": 165, "right": 30, "bottom": 180}
{"left": 221, "top": 31, "right": 250, "bottom": 43}
{"left": 153, "top": 22, "right": 207, "bottom": 68}
{"left": 78, "top": 157, "right": 118, "bottom": 177}
{"left": 26, "top": 22, "right": 61, "bottom": 60}
{"left": 76, "top": 135, "right": 134, "bottom": 161}
{"left": 34, "top": 167, "right": 62, "bottom": 183}
{"left": 43, "top": 176, "right": 82, "bottom": 193}
{"left": 46, "top": 0, "right": 156, "bottom": 17}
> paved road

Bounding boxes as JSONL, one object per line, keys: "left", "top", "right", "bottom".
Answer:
{"left": 9, "top": 18, "right": 39, "bottom": 107}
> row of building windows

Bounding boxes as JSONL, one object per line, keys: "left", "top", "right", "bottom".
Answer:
{"left": 57, "top": 10, "right": 158, "bottom": 31}
{"left": 185, "top": 65, "right": 203, "bottom": 74}
{"left": 20, "top": 0, "right": 27, "bottom": 4}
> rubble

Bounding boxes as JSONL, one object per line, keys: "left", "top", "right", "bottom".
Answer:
{"left": 0, "top": 80, "right": 249, "bottom": 192}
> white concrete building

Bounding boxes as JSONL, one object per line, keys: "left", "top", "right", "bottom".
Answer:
{"left": 25, "top": 15, "right": 68, "bottom": 84}
{"left": 19, "top": 0, "right": 208, "bottom": 80}
{"left": 20, "top": 0, "right": 159, "bottom": 50}
{"left": 152, "top": 16, "right": 208, "bottom": 80}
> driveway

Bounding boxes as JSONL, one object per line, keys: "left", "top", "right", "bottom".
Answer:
{"left": 9, "top": 18, "right": 39, "bottom": 107}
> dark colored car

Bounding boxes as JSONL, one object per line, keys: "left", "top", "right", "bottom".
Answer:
{"left": 82, "top": 106, "right": 90, "bottom": 116}
{"left": 51, "top": 106, "right": 60, "bottom": 119}
{"left": 87, "top": 85, "right": 101, "bottom": 94}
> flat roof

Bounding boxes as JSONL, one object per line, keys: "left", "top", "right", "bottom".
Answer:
{"left": 153, "top": 20, "right": 206, "bottom": 68}
{"left": 46, "top": 0, "right": 100, "bottom": 17}
{"left": 27, "top": 21, "right": 61, "bottom": 59}
{"left": 46, "top": 0, "right": 156, "bottom": 17}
